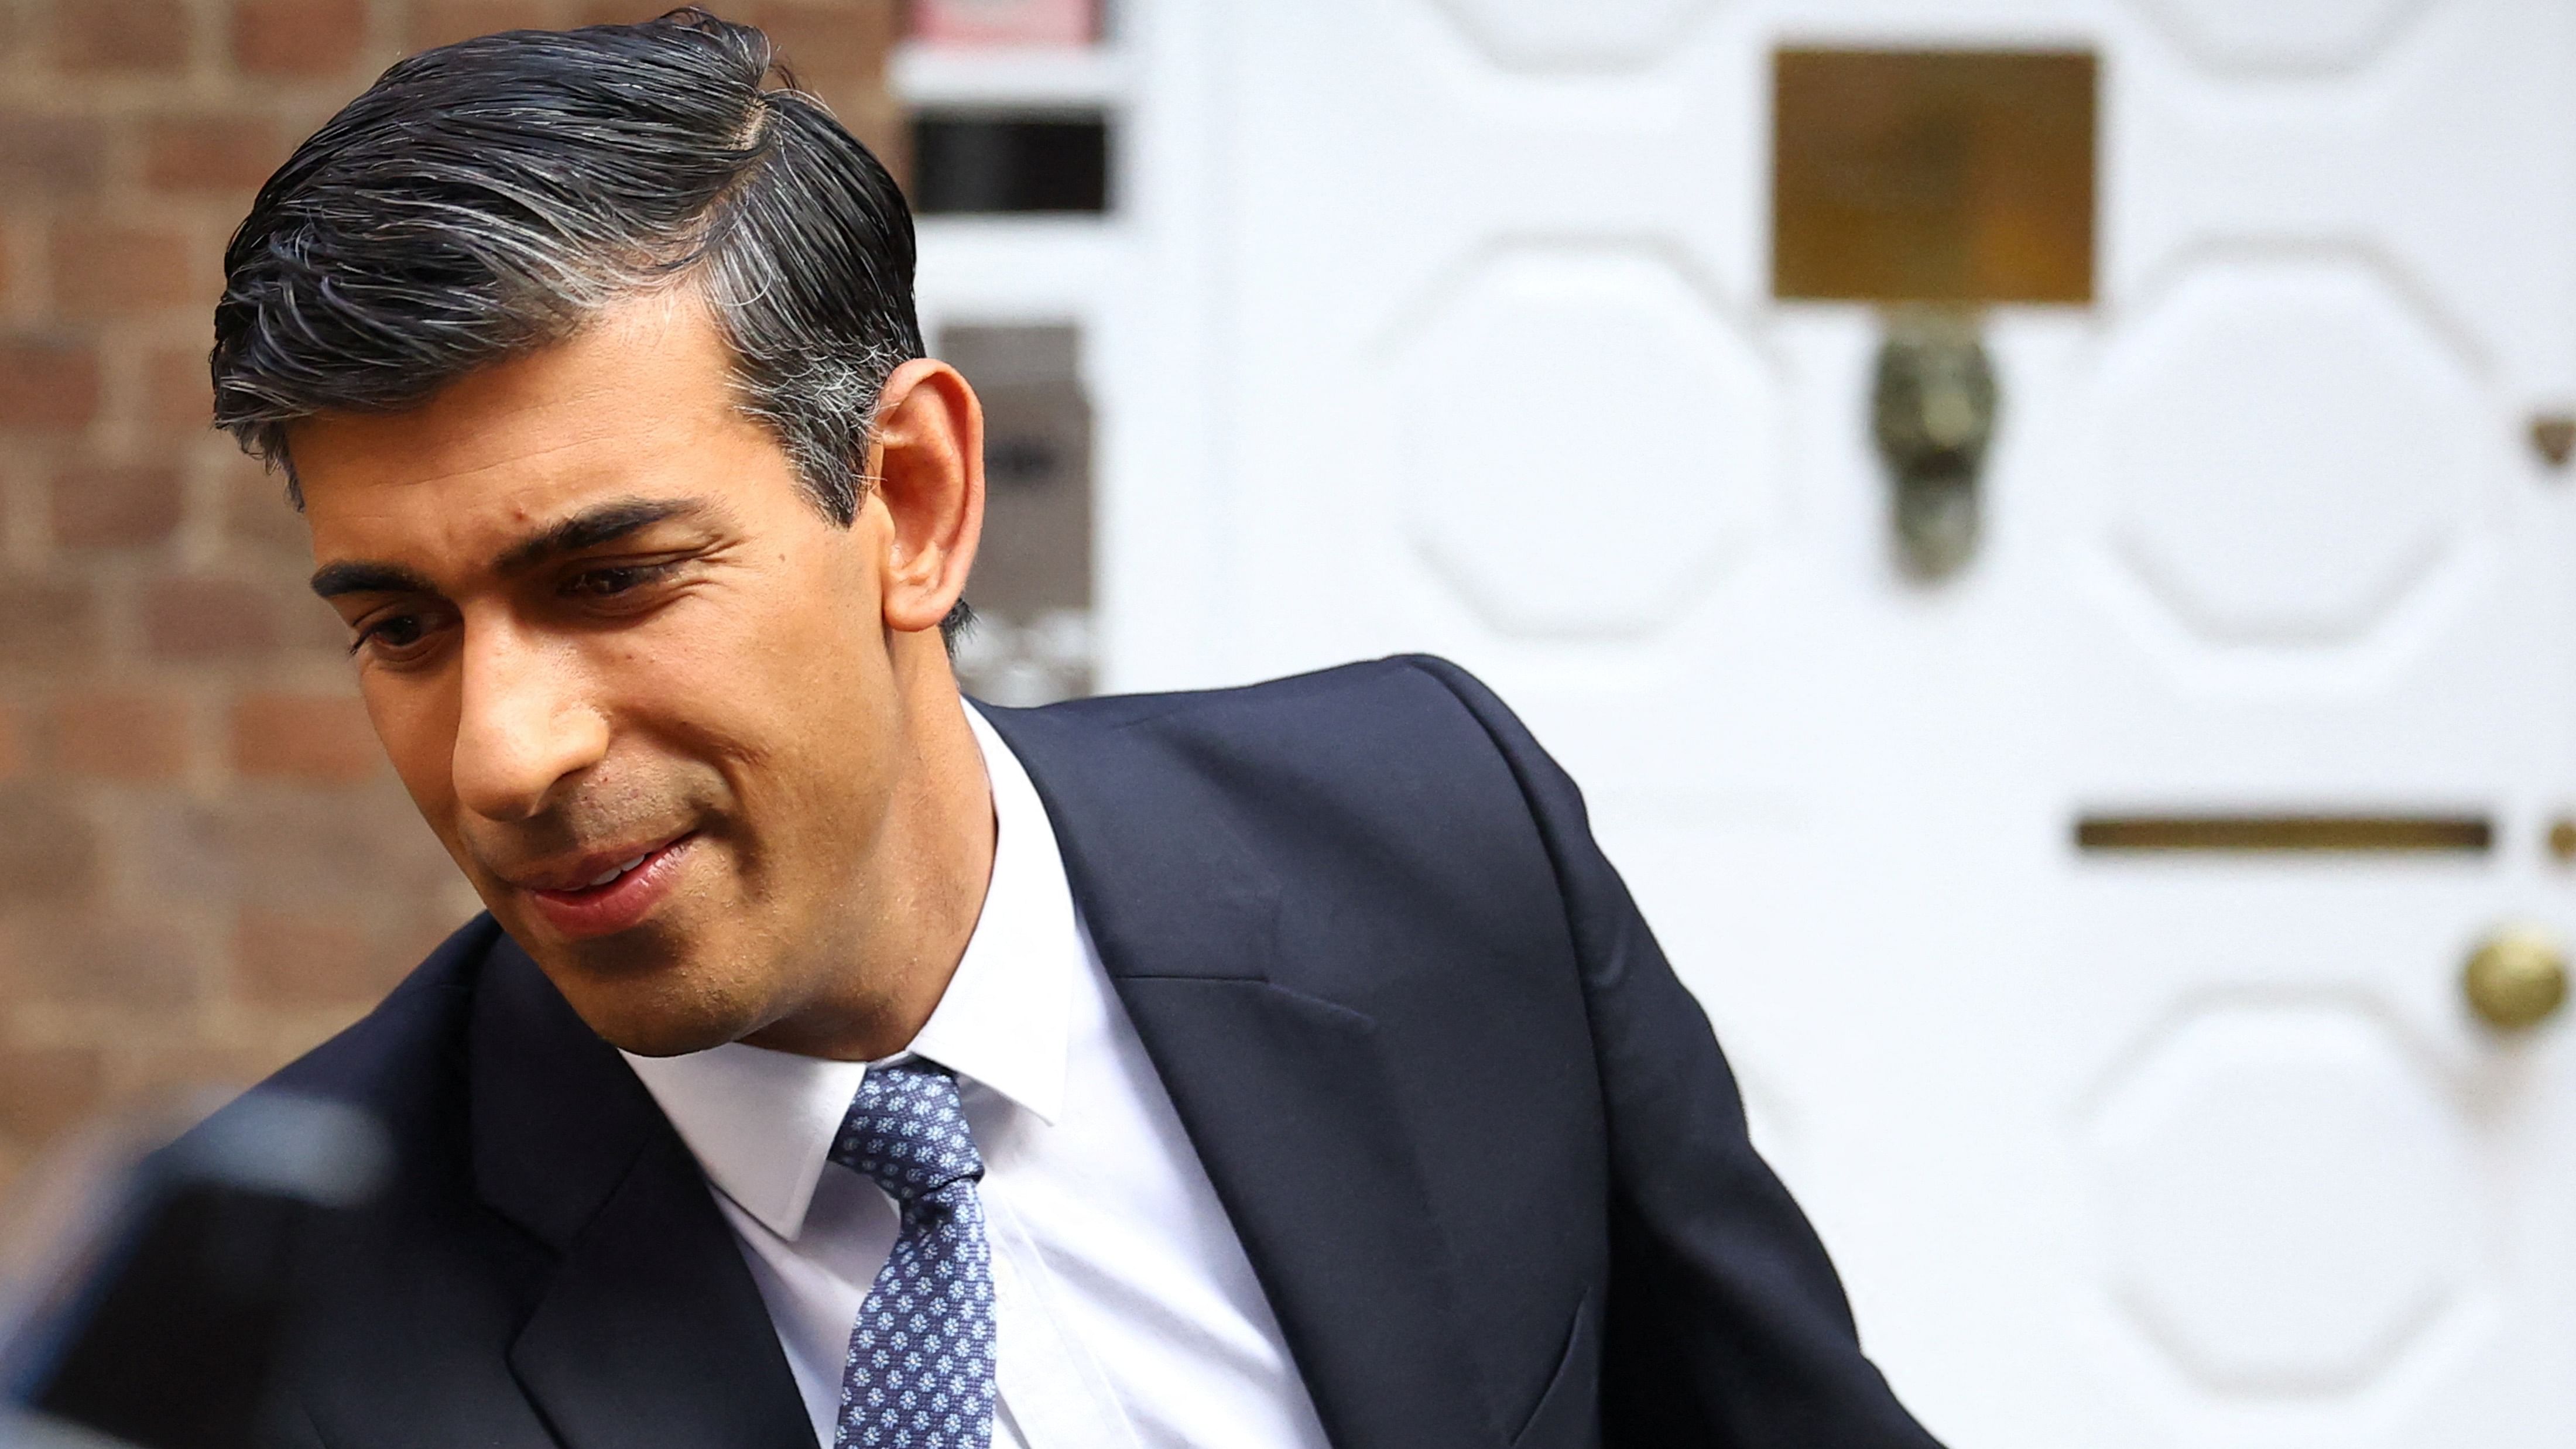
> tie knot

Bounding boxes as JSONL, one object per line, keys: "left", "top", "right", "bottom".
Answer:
{"left": 827, "top": 1060, "right": 984, "bottom": 1204}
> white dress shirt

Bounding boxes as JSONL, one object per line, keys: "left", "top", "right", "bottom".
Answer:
{"left": 624, "top": 706, "right": 1332, "bottom": 1449}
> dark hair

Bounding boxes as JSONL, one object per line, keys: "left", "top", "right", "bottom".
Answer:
{"left": 213, "top": 8, "right": 970, "bottom": 643}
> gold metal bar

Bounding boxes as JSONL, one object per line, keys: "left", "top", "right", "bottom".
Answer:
{"left": 2074, "top": 814, "right": 2493, "bottom": 854}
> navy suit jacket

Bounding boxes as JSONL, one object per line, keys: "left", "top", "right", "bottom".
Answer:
{"left": 85, "top": 656, "right": 1941, "bottom": 1448}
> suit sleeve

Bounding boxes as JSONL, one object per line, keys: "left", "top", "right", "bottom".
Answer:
{"left": 1402, "top": 656, "right": 1944, "bottom": 1449}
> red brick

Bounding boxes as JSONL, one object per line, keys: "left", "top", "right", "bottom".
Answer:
{"left": 0, "top": 581, "right": 96, "bottom": 666}
{"left": 0, "top": 337, "right": 102, "bottom": 436}
{"left": 408, "top": 0, "right": 563, "bottom": 51}
{"left": 0, "top": 111, "right": 107, "bottom": 198}
{"left": 142, "top": 114, "right": 288, "bottom": 194}
{"left": 564, "top": 1, "right": 675, "bottom": 25}
{"left": 52, "top": 690, "right": 191, "bottom": 780}
{"left": 833, "top": 91, "right": 906, "bottom": 178}
{"left": 232, "top": 907, "right": 374, "bottom": 1005}
{"left": 52, "top": 461, "right": 184, "bottom": 549}
{"left": 746, "top": 1, "right": 885, "bottom": 80}
{"left": 4, "top": 910, "right": 202, "bottom": 1006}
{"left": 232, "top": 691, "right": 378, "bottom": 782}
{"left": 223, "top": 450, "right": 309, "bottom": 557}
{"left": 231, "top": 0, "right": 369, "bottom": 77}
{"left": 0, "top": 785, "right": 100, "bottom": 907}
{"left": 48, "top": 219, "right": 199, "bottom": 320}
{"left": 0, "top": 1044, "right": 107, "bottom": 1141}
{"left": 52, "top": 0, "right": 193, "bottom": 74}
{"left": 107, "top": 796, "right": 236, "bottom": 903}
{"left": 0, "top": 703, "right": 24, "bottom": 779}
{"left": 227, "top": 785, "right": 457, "bottom": 907}
{"left": 139, "top": 1043, "right": 290, "bottom": 1095}
{"left": 142, "top": 577, "right": 276, "bottom": 659}
{"left": 139, "top": 345, "right": 215, "bottom": 441}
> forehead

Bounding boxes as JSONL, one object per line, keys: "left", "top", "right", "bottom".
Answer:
{"left": 290, "top": 297, "right": 789, "bottom": 569}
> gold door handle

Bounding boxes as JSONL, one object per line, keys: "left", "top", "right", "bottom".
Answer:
{"left": 2464, "top": 927, "right": 2570, "bottom": 1030}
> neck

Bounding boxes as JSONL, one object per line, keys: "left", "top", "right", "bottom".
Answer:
{"left": 742, "top": 642, "right": 996, "bottom": 1061}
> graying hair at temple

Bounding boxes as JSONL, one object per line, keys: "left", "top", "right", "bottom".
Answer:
{"left": 207, "top": 8, "right": 925, "bottom": 539}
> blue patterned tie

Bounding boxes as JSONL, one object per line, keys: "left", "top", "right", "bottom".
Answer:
{"left": 827, "top": 1060, "right": 997, "bottom": 1449}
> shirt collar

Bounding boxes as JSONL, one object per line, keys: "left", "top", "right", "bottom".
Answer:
{"left": 907, "top": 704, "right": 1075, "bottom": 1128}
{"left": 621, "top": 701, "right": 1078, "bottom": 1240}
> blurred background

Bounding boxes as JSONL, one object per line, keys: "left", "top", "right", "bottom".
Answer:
{"left": 6, "top": 0, "right": 2576, "bottom": 1444}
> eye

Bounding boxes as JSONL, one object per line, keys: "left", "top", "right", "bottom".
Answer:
{"left": 566, "top": 561, "right": 678, "bottom": 600}
{"left": 351, "top": 609, "right": 440, "bottom": 660}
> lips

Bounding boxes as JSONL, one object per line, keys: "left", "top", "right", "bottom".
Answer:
{"left": 519, "top": 833, "right": 696, "bottom": 940}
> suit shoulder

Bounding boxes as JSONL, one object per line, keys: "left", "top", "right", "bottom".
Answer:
{"left": 1004, "top": 653, "right": 1512, "bottom": 763}
{"left": 989, "top": 656, "right": 1554, "bottom": 910}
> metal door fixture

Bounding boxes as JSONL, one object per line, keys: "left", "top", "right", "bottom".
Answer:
{"left": 1873, "top": 308, "right": 1996, "bottom": 581}
{"left": 2074, "top": 813, "right": 2493, "bottom": 854}
{"left": 2530, "top": 413, "right": 2575, "bottom": 468}
{"left": 1772, "top": 47, "right": 2092, "bottom": 583}
{"left": 2464, "top": 926, "right": 2570, "bottom": 1031}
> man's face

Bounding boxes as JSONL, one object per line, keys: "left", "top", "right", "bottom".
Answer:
{"left": 294, "top": 298, "right": 926, "bottom": 1056}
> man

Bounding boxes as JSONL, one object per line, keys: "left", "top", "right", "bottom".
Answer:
{"left": 102, "top": 12, "right": 1942, "bottom": 1448}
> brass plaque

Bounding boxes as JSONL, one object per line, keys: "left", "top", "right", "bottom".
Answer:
{"left": 2074, "top": 815, "right": 2493, "bottom": 855}
{"left": 1773, "top": 49, "right": 2095, "bottom": 304}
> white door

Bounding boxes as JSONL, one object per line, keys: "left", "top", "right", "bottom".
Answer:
{"left": 1110, "top": 0, "right": 2576, "bottom": 1443}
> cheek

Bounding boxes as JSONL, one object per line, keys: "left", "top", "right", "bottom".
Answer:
{"left": 705, "top": 576, "right": 907, "bottom": 838}
{"left": 358, "top": 672, "right": 488, "bottom": 879}
{"left": 360, "top": 672, "right": 463, "bottom": 813}
{"left": 611, "top": 583, "right": 888, "bottom": 791}
{"left": 728, "top": 538, "right": 897, "bottom": 718}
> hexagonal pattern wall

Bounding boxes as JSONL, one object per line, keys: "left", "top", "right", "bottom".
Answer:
{"left": 1429, "top": 0, "right": 1720, "bottom": 72}
{"left": 1389, "top": 245, "right": 1777, "bottom": 637}
{"left": 2091, "top": 255, "right": 2481, "bottom": 646}
{"left": 2131, "top": 0, "right": 2427, "bottom": 74}
{"left": 2088, "top": 1001, "right": 2474, "bottom": 1395}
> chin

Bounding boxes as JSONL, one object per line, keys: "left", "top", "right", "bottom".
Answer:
{"left": 529, "top": 933, "right": 771, "bottom": 1058}
{"left": 580, "top": 999, "right": 752, "bottom": 1057}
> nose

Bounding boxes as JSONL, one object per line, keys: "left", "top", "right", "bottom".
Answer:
{"left": 450, "top": 617, "right": 609, "bottom": 823}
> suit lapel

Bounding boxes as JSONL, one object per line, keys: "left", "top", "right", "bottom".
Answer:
{"left": 469, "top": 936, "right": 814, "bottom": 1449}
{"left": 986, "top": 705, "right": 1501, "bottom": 1449}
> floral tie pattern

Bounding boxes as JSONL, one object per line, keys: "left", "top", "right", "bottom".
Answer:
{"left": 827, "top": 1060, "right": 996, "bottom": 1449}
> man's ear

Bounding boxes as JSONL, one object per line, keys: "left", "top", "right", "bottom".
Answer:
{"left": 864, "top": 358, "right": 985, "bottom": 636}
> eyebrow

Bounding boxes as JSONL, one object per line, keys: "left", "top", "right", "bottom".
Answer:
{"left": 310, "top": 560, "right": 435, "bottom": 600}
{"left": 309, "top": 496, "right": 720, "bottom": 601}
{"left": 492, "top": 496, "right": 713, "bottom": 577}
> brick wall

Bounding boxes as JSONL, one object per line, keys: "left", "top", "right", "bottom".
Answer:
{"left": 0, "top": 0, "right": 902, "bottom": 1187}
